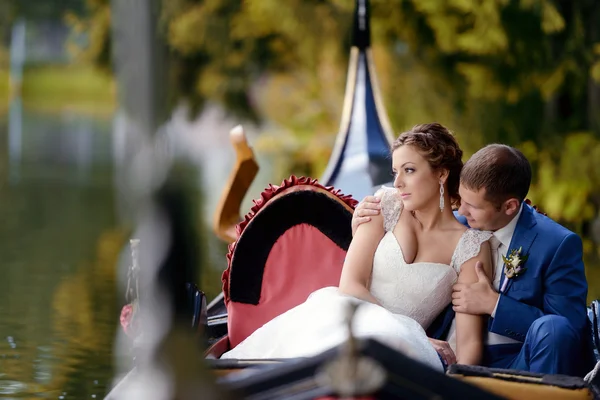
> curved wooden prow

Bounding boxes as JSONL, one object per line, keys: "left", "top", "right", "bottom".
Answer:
{"left": 213, "top": 125, "right": 259, "bottom": 243}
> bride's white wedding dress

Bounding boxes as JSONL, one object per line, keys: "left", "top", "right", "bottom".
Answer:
{"left": 221, "top": 187, "right": 492, "bottom": 371}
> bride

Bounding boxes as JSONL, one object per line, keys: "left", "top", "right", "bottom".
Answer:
{"left": 221, "top": 123, "right": 493, "bottom": 371}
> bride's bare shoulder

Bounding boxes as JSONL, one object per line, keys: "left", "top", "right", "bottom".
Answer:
{"left": 444, "top": 219, "right": 468, "bottom": 237}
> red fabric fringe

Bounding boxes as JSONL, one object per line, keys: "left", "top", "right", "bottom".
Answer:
{"left": 221, "top": 176, "right": 357, "bottom": 304}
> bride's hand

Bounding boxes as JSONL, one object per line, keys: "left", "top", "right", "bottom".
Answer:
{"left": 428, "top": 338, "right": 456, "bottom": 366}
{"left": 351, "top": 196, "right": 381, "bottom": 236}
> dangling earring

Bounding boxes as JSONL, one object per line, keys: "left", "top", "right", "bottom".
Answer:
{"left": 439, "top": 182, "right": 445, "bottom": 212}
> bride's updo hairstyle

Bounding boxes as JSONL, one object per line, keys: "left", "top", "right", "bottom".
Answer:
{"left": 392, "top": 122, "right": 464, "bottom": 207}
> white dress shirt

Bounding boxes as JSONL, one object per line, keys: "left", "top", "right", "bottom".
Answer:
{"left": 486, "top": 204, "right": 523, "bottom": 345}
{"left": 447, "top": 204, "right": 524, "bottom": 350}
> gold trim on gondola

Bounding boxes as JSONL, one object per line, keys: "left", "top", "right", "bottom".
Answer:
{"left": 320, "top": 46, "right": 360, "bottom": 184}
{"left": 366, "top": 48, "right": 395, "bottom": 146}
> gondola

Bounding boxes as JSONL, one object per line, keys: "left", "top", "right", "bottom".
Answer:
{"left": 110, "top": 0, "right": 600, "bottom": 399}
{"left": 202, "top": 164, "right": 600, "bottom": 399}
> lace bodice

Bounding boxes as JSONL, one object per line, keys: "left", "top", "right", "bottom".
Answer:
{"left": 369, "top": 187, "right": 492, "bottom": 328}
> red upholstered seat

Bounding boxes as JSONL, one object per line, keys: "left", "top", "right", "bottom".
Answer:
{"left": 220, "top": 176, "right": 357, "bottom": 351}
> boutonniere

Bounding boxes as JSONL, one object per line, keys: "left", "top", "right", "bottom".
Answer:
{"left": 500, "top": 247, "right": 529, "bottom": 292}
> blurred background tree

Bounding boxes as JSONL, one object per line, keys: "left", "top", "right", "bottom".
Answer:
{"left": 74, "top": 0, "right": 600, "bottom": 229}
{"left": 1, "top": 0, "right": 85, "bottom": 57}
{"left": 39, "top": 0, "right": 600, "bottom": 274}
{"left": 0, "top": 0, "right": 584, "bottom": 281}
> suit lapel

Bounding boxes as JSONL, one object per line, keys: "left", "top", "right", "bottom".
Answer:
{"left": 499, "top": 204, "right": 538, "bottom": 293}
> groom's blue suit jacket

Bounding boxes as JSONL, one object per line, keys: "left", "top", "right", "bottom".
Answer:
{"left": 426, "top": 203, "right": 589, "bottom": 358}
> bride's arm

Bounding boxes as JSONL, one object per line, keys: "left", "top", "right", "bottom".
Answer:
{"left": 338, "top": 212, "right": 385, "bottom": 305}
{"left": 454, "top": 241, "right": 493, "bottom": 365}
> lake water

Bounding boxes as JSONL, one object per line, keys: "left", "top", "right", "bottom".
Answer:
{"left": 0, "top": 106, "right": 119, "bottom": 398}
{"left": 0, "top": 104, "right": 598, "bottom": 399}
{"left": 0, "top": 102, "right": 280, "bottom": 398}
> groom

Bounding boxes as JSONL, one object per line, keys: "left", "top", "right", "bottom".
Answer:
{"left": 352, "top": 144, "right": 591, "bottom": 376}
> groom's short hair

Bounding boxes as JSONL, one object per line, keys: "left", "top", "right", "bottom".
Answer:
{"left": 461, "top": 144, "right": 531, "bottom": 206}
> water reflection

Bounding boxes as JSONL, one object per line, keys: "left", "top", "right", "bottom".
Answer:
{"left": 0, "top": 99, "right": 278, "bottom": 397}
{"left": 8, "top": 109, "right": 112, "bottom": 184}
{"left": 0, "top": 107, "right": 119, "bottom": 398}
{"left": 8, "top": 96, "right": 22, "bottom": 184}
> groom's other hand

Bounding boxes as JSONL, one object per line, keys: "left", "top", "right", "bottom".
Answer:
{"left": 451, "top": 262, "right": 499, "bottom": 315}
{"left": 351, "top": 196, "right": 381, "bottom": 236}
{"left": 428, "top": 338, "right": 456, "bottom": 366}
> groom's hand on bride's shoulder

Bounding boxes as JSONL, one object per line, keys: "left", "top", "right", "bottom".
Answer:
{"left": 428, "top": 338, "right": 456, "bottom": 366}
{"left": 352, "top": 196, "right": 381, "bottom": 236}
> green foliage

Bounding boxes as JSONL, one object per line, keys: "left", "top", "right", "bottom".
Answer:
{"left": 374, "top": 0, "right": 600, "bottom": 144}
{"left": 523, "top": 133, "right": 600, "bottom": 223}
{"left": 64, "top": 0, "right": 111, "bottom": 73}
{"left": 163, "top": 0, "right": 356, "bottom": 122}
{"left": 0, "top": 0, "right": 85, "bottom": 53}
{"left": 14, "top": 0, "right": 85, "bottom": 21}
{"left": 72, "top": 0, "right": 600, "bottom": 237}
